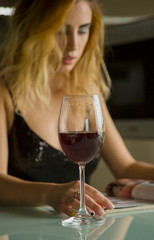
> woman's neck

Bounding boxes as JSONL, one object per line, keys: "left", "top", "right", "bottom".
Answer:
{"left": 50, "top": 72, "right": 71, "bottom": 95}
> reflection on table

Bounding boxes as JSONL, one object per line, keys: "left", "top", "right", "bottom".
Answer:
{"left": 0, "top": 206, "right": 154, "bottom": 240}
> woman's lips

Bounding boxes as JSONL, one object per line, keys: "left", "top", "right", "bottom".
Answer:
{"left": 62, "top": 56, "right": 76, "bottom": 65}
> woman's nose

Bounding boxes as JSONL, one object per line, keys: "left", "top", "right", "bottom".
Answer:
{"left": 67, "top": 31, "right": 78, "bottom": 51}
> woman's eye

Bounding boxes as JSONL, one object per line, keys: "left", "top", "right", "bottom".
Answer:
{"left": 78, "top": 27, "right": 89, "bottom": 34}
{"left": 78, "top": 24, "right": 91, "bottom": 35}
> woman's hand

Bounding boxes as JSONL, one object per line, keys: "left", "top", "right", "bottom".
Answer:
{"left": 45, "top": 180, "right": 114, "bottom": 216}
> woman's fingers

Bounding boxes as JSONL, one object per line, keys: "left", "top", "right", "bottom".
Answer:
{"left": 62, "top": 191, "right": 111, "bottom": 217}
{"left": 85, "top": 194, "right": 105, "bottom": 216}
{"left": 60, "top": 199, "right": 101, "bottom": 217}
{"left": 51, "top": 181, "right": 114, "bottom": 217}
{"left": 85, "top": 184, "right": 114, "bottom": 210}
{"left": 72, "top": 191, "right": 105, "bottom": 216}
{"left": 60, "top": 203, "right": 77, "bottom": 217}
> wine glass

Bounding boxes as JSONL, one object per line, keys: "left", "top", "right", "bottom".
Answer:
{"left": 58, "top": 95, "right": 105, "bottom": 226}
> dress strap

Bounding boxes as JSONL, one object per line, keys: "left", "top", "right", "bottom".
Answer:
{"left": 5, "top": 81, "right": 21, "bottom": 115}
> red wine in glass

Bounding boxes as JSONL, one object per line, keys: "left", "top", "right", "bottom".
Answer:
{"left": 59, "top": 131, "right": 104, "bottom": 164}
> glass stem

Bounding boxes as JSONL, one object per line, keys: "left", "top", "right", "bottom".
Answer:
{"left": 78, "top": 164, "right": 88, "bottom": 215}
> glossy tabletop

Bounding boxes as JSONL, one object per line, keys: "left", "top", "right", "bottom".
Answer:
{"left": 0, "top": 205, "right": 154, "bottom": 240}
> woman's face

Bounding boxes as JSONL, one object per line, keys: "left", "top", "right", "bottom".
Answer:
{"left": 58, "top": 0, "right": 92, "bottom": 73}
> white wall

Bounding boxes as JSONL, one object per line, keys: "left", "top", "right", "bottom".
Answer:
{"left": 90, "top": 138, "right": 154, "bottom": 191}
{"left": 90, "top": 157, "right": 115, "bottom": 192}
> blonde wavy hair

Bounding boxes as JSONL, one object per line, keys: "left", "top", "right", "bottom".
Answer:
{"left": 0, "top": 0, "right": 111, "bottom": 110}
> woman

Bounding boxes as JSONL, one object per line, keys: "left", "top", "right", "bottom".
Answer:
{"left": 0, "top": 0, "right": 153, "bottom": 217}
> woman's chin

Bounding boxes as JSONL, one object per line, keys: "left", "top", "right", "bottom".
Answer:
{"left": 59, "top": 63, "right": 75, "bottom": 74}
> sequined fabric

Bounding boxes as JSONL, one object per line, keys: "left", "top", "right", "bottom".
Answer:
{"left": 8, "top": 113, "right": 99, "bottom": 183}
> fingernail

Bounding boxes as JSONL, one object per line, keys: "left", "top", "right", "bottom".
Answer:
{"left": 90, "top": 212, "right": 95, "bottom": 216}
{"left": 98, "top": 208, "right": 105, "bottom": 216}
{"left": 71, "top": 212, "right": 77, "bottom": 216}
{"left": 109, "top": 203, "right": 115, "bottom": 209}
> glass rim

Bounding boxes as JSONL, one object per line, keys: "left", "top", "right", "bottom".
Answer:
{"left": 62, "top": 94, "right": 100, "bottom": 98}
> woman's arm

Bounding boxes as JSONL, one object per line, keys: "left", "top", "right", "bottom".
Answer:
{"left": 101, "top": 98, "right": 154, "bottom": 179}
{"left": 0, "top": 173, "right": 114, "bottom": 216}
{"left": 0, "top": 173, "right": 55, "bottom": 206}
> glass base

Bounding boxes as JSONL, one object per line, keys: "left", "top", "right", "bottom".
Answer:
{"left": 62, "top": 213, "right": 105, "bottom": 227}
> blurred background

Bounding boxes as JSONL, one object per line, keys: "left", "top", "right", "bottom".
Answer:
{"left": 0, "top": 0, "right": 154, "bottom": 191}
{"left": 96, "top": 0, "right": 154, "bottom": 190}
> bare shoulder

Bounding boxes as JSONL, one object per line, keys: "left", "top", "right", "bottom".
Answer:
{"left": 0, "top": 80, "right": 14, "bottom": 131}
{"left": 0, "top": 80, "right": 11, "bottom": 107}
{"left": 0, "top": 81, "right": 8, "bottom": 110}
{"left": 0, "top": 81, "right": 8, "bottom": 96}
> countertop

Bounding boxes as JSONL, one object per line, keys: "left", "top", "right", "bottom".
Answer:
{"left": 0, "top": 205, "right": 154, "bottom": 240}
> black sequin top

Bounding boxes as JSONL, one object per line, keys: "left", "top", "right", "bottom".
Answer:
{"left": 8, "top": 90, "right": 99, "bottom": 184}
